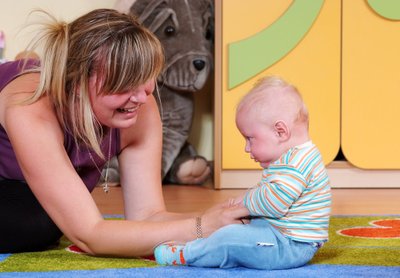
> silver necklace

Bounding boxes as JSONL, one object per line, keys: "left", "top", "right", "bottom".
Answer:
{"left": 88, "top": 129, "right": 112, "bottom": 194}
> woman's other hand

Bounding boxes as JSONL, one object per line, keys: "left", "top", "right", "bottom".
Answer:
{"left": 199, "top": 199, "right": 250, "bottom": 238}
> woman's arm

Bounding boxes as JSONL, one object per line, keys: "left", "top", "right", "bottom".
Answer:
{"left": 118, "top": 94, "right": 167, "bottom": 221}
{"left": 118, "top": 94, "right": 197, "bottom": 222}
{"left": 118, "top": 95, "right": 249, "bottom": 238}
{"left": 3, "top": 74, "right": 107, "bottom": 253}
{"left": 2, "top": 76, "right": 248, "bottom": 257}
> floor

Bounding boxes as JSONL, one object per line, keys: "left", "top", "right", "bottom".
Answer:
{"left": 92, "top": 185, "right": 400, "bottom": 216}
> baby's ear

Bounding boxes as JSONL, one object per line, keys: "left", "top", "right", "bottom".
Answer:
{"left": 274, "top": 120, "right": 290, "bottom": 141}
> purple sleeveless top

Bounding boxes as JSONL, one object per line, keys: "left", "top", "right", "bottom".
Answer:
{"left": 0, "top": 60, "right": 120, "bottom": 192}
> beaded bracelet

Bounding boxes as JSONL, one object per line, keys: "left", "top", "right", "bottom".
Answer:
{"left": 195, "top": 216, "right": 203, "bottom": 239}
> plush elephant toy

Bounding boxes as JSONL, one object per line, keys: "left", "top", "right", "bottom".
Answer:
{"left": 103, "top": 0, "right": 214, "bottom": 185}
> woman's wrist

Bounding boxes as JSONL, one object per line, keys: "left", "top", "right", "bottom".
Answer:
{"left": 195, "top": 216, "right": 203, "bottom": 239}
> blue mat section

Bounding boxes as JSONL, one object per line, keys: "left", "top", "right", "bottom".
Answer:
{"left": 0, "top": 255, "right": 10, "bottom": 263}
{"left": 0, "top": 264, "right": 399, "bottom": 278}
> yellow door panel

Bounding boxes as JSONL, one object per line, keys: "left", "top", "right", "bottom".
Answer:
{"left": 342, "top": 0, "right": 400, "bottom": 169}
{"left": 221, "top": 0, "right": 341, "bottom": 169}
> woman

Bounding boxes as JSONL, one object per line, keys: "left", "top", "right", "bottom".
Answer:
{"left": 0, "top": 9, "right": 248, "bottom": 255}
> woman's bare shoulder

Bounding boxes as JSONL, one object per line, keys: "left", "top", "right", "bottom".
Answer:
{"left": 1, "top": 72, "right": 40, "bottom": 98}
{"left": 0, "top": 72, "right": 55, "bottom": 127}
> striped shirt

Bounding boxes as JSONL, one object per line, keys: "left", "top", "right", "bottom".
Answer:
{"left": 244, "top": 141, "right": 331, "bottom": 242}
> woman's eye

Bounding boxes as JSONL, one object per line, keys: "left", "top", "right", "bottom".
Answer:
{"left": 119, "top": 90, "right": 131, "bottom": 95}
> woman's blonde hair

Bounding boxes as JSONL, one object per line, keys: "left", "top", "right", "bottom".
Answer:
{"left": 24, "top": 9, "right": 164, "bottom": 157}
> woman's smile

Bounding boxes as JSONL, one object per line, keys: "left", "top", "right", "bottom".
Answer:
{"left": 117, "top": 105, "right": 140, "bottom": 114}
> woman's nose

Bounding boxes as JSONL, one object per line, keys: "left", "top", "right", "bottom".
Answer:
{"left": 129, "top": 90, "right": 148, "bottom": 103}
{"left": 130, "top": 81, "right": 155, "bottom": 102}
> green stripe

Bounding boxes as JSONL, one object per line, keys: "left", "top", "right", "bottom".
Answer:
{"left": 228, "top": 0, "right": 324, "bottom": 89}
{"left": 367, "top": 0, "right": 400, "bottom": 20}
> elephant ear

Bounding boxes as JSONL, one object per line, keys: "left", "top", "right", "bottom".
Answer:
{"left": 130, "top": 0, "right": 171, "bottom": 31}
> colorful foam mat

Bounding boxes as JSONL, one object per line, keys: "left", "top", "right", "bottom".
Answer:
{"left": 1, "top": 215, "right": 399, "bottom": 277}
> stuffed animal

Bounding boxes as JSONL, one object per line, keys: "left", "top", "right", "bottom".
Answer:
{"left": 105, "top": 0, "right": 214, "bottom": 185}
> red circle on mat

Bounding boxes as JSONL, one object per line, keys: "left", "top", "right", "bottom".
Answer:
{"left": 65, "top": 244, "right": 87, "bottom": 254}
{"left": 338, "top": 219, "right": 400, "bottom": 238}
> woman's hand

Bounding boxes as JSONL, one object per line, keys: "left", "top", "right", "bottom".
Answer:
{"left": 199, "top": 199, "right": 250, "bottom": 238}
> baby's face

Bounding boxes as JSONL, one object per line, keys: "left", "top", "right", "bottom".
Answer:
{"left": 236, "top": 110, "right": 284, "bottom": 168}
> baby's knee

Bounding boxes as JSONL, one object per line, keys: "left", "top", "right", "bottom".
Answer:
{"left": 211, "top": 224, "right": 247, "bottom": 240}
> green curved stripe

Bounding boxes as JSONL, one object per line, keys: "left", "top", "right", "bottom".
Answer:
{"left": 367, "top": 0, "right": 400, "bottom": 20}
{"left": 228, "top": 0, "right": 324, "bottom": 89}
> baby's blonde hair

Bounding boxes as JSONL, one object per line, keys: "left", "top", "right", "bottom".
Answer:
{"left": 237, "top": 76, "right": 309, "bottom": 128}
{"left": 23, "top": 9, "right": 164, "bottom": 157}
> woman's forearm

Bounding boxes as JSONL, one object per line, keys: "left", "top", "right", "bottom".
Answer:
{"left": 144, "top": 210, "right": 198, "bottom": 222}
{"left": 78, "top": 218, "right": 197, "bottom": 256}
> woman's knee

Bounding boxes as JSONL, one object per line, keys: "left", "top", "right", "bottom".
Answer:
{"left": 0, "top": 180, "right": 63, "bottom": 252}
{"left": 0, "top": 217, "right": 62, "bottom": 253}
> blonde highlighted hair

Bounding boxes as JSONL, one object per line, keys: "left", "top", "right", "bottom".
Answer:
{"left": 23, "top": 9, "right": 164, "bottom": 157}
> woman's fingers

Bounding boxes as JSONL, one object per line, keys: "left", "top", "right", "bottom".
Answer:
{"left": 227, "top": 206, "right": 249, "bottom": 222}
{"left": 238, "top": 218, "right": 251, "bottom": 224}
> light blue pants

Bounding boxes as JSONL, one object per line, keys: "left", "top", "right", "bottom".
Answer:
{"left": 184, "top": 219, "right": 320, "bottom": 270}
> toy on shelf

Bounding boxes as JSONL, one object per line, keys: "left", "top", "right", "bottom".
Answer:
{"left": 0, "top": 31, "right": 6, "bottom": 64}
{"left": 103, "top": 0, "right": 214, "bottom": 185}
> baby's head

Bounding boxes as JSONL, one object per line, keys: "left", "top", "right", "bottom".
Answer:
{"left": 235, "top": 76, "right": 309, "bottom": 167}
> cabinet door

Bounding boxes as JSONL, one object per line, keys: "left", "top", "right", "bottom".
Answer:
{"left": 217, "top": 0, "right": 341, "bottom": 171}
{"left": 342, "top": 0, "right": 400, "bottom": 169}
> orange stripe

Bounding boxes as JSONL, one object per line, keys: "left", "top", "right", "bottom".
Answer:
{"left": 295, "top": 147, "right": 316, "bottom": 170}
{"left": 265, "top": 187, "right": 289, "bottom": 211}
{"left": 277, "top": 178, "right": 305, "bottom": 196}
{"left": 179, "top": 250, "right": 186, "bottom": 265}
{"left": 289, "top": 205, "right": 331, "bottom": 215}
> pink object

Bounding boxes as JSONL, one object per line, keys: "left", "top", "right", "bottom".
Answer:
{"left": 0, "top": 31, "right": 4, "bottom": 48}
{"left": 0, "top": 31, "right": 4, "bottom": 59}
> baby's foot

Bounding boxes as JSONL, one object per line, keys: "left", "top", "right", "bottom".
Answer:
{"left": 154, "top": 244, "right": 186, "bottom": 266}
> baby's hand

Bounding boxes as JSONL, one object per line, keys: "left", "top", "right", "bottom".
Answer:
{"left": 223, "top": 195, "right": 251, "bottom": 224}
{"left": 200, "top": 200, "right": 250, "bottom": 237}
{"left": 227, "top": 195, "right": 245, "bottom": 207}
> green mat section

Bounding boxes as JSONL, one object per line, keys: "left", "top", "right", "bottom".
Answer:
{"left": 312, "top": 216, "right": 400, "bottom": 266}
{"left": 1, "top": 216, "right": 399, "bottom": 272}
{"left": 0, "top": 237, "right": 157, "bottom": 272}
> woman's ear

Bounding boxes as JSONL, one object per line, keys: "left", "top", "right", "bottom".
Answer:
{"left": 274, "top": 120, "right": 291, "bottom": 141}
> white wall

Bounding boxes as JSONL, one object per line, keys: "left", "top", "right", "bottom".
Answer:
{"left": 0, "top": 0, "right": 213, "bottom": 160}
{"left": 0, "top": 0, "right": 116, "bottom": 60}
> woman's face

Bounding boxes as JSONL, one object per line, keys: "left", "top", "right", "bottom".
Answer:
{"left": 88, "top": 74, "right": 155, "bottom": 129}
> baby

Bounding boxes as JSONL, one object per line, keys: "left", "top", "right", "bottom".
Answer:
{"left": 154, "top": 76, "right": 331, "bottom": 270}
